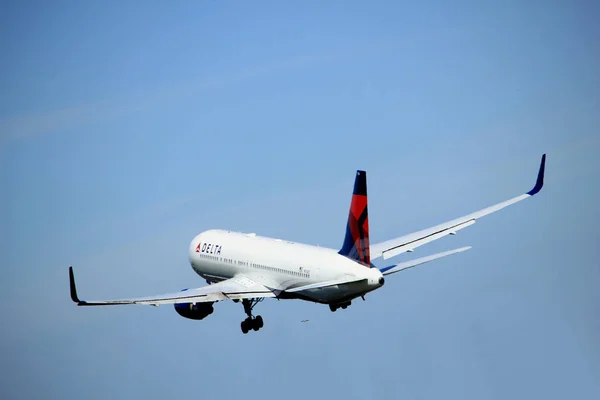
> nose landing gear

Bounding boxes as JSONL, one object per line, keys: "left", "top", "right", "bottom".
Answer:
{"left": 240, "top": 298, "right": 264, "bottom": 334}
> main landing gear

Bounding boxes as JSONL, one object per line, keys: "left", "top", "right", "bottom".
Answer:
{"left": 329, "top": 300, "right": 351, "bottom": 312}
{"left": 241, "top": 298, "right": 264, "bottom": 334}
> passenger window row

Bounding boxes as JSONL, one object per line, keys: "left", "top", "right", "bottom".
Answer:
{"left": 198, "top": 254, "right": 309, "bottom": 277}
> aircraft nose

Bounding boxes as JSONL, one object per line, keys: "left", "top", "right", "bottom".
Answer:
{"left": 189, "top": 233, "right": 204, "bottom": 261}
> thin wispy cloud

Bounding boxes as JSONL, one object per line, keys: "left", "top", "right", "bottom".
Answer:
{"left": 0, "top": 42, "right": 388, "bottom": 144}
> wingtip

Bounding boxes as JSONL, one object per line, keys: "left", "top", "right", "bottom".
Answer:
{"left": 527, "top": 153, "right": 546, "bottom": 195}
{"left": 69, "top": 266, "right": 81, "bottom": 304}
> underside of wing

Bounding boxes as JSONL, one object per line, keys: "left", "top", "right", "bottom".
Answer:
{"left": 69, "top": 267, "right": 276, "bottom": 306}
{"left": 371, "top": 154, "right": 546, "bottom": 260}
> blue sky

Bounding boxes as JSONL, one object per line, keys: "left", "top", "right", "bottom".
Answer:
{"left": 2, "top": 1, "right": 599, "bottom": 399}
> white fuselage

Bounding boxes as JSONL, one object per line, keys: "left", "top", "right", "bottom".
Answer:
{"left": 188, "top": 229, "right": 384, "bottom": 304}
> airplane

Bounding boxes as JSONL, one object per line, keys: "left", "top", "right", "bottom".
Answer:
{"left": 69, "top": 154, "right": 546, "bottom": 334}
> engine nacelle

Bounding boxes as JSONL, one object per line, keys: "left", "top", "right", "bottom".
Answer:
{"left": 174, "top": 301, "right": 214, "bottom": 320}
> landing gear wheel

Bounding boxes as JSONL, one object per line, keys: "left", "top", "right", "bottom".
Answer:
{"left": 329, "top": 304, "right": 337, "bottom": 312}
{"left": 240, "top": 298, "right": 265, "bottom": 334}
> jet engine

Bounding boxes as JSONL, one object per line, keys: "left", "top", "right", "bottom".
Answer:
{"left": 174, "top": 301, "right": 214, "bottom": 320}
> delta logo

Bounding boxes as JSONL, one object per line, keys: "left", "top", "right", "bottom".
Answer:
{"left": 195, "top": 242, "right": 222, "bottom": 255}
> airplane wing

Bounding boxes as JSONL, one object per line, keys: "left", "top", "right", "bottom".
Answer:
{"left": 370, "top": 154, "right": 546, "bottom": 260}
{"left": 69, "top": 267, "right": 276, "bottom": 306}
{"left": 379, "top": 246, "right": 471, "bottom": 276}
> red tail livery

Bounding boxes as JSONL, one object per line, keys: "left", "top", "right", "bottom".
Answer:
{"left": 339, "top": 170, "right": 371, "bottom": 266}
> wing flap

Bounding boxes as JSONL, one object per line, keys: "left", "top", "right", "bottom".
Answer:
{"left": 379, "top": 219, "right": 475, "bottom": 260}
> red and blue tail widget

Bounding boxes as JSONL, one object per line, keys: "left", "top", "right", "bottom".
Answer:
{"left": 339, "top": 170, "right": 371, "bottom": 267}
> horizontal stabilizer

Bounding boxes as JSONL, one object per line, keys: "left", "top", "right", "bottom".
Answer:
{"left": 379, "top": 246, "right": 471, "bottom": 276}
{"left": 285, "top": 277, "right": 367, "bottom": 293}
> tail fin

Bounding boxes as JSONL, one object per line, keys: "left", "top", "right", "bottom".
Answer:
{"left": 339, "top": 170, "right": 371, "bottom": 266}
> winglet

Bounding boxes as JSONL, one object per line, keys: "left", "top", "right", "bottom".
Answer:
{"left": 527, "top": 154, "right": 546, "bottom": 195}
{"left": 69, "top": 266, "right": 83, "bottom": 304}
